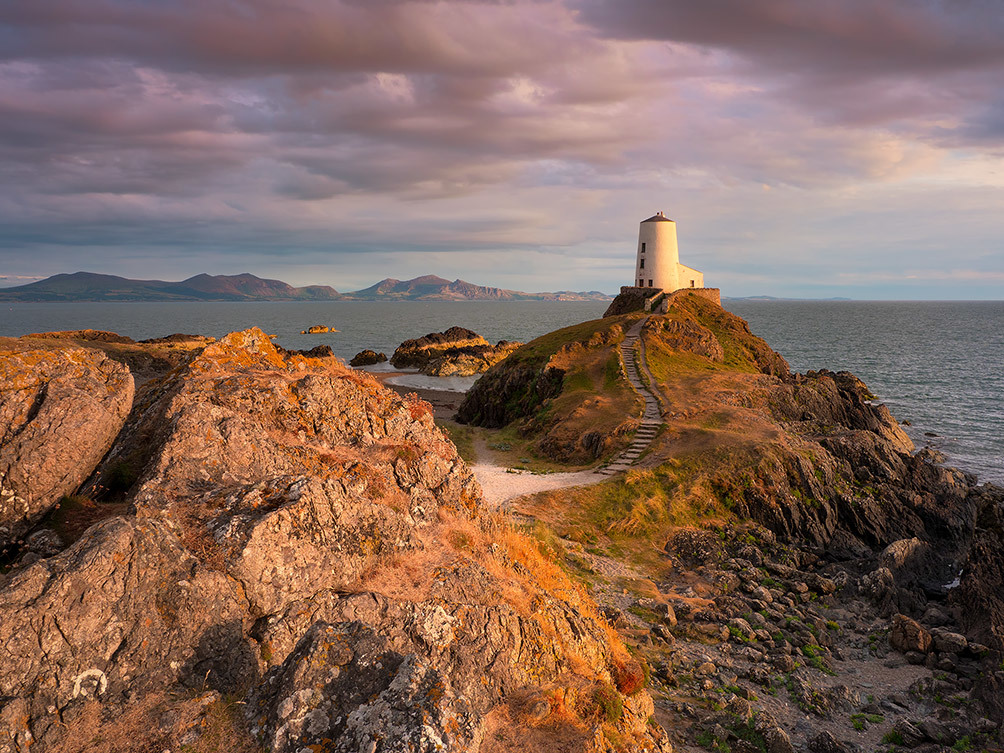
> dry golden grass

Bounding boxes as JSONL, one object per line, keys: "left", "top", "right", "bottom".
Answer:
{"left": 49, "top": 693, "right": 263, "bottom": 753}
{"left": 480, "top": 701, "right": 593, "bottom": 753}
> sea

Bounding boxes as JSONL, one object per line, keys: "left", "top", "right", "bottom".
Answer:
{"left": 1, "top": 299, "right": 1001, "bottom": 485}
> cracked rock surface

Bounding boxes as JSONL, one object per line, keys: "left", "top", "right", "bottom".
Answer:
{"left": 0, "top": 328, "right": 670, "bottom": 753}
{"left": 0, "top": 345, "right": 133, "bottom": 550}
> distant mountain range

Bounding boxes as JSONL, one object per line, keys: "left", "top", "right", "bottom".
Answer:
{"left": 0, "top": 272, "right": 612, "bottom": 302}
{"left": 344, "top": 275, "right": 610, "bottom": 301}
{"left": 0, "top": 272, "right": 339, "bottom": 302}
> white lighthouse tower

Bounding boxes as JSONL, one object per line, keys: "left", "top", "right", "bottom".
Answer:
{"left": 634, "top": 211, "right": 704, "bottom": 292}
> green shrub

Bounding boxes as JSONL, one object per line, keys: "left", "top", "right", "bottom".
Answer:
{"left": 592, "top": 684, "right": 623, "bottom": 724}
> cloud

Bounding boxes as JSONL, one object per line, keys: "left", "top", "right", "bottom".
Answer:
{"left": 0, "top": 0, "right": 1001, "bottom": 298}
{"left": 578, "top": 0, "right": 1004, "bottom": 77}
{"left": 578, "top": 0, "right": 1004, "bottom": 146}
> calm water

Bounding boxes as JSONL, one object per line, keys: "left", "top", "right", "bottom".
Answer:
{"left": 2, "top": 299, "right": 1001, "bottom": 484}
{"left": 0, "top": 300, "right": 609, "bottom": 361}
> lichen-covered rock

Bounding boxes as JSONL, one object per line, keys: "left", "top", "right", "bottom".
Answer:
{"left": 250, "top": 621, "right": 478, "bottom": 753}
{"left": 0, "top": 346, "right": 133, "bottom": 548}
{"left": 0, "top": 328, "right": 668, "bottom": 752}
{"left": 0, "top": 517, "right": 248, "bottom": 725}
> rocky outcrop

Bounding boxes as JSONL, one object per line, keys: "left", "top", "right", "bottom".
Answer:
{"left": 0, "top": 329, "right": 669, "bottom": 752}
{"left": 954, "top": 488, "right": 1004, "bottom": 718}
{"left": 604, "top": 287, "right": 661, "bottom": 317}
{"left": 27, "top": 329, "right": 137, "bottom": 344}
{"left": 456, "top": 361, "right": 565, "bottom": 428}
{"left": 388, "top": 327, "right": 521, "bottom": 376}
{"left": 644, "top": 316, "right": 724, "bottom": 362}
{"left": 138, "top": 333, "right": 215, "bottom": 345}
{"left": 423, "top": 339, "right": 523, "bottom": 377}
{"left": 299, "top": 325, "right": 336, "bottom": 334}
{"left": 456, "top": 319, "right": 643, "bottom": 463}
{"left": 0, "top": 346, "right": 134, "bottom": 550}
{"left": 390, "top": 326, "right": 488, "bottom": 369}
{"left": 349, "top": 349, "right": 387, "bottom": 366}
{"left": 275, "top": 343, "right": 335, "bottom": 359}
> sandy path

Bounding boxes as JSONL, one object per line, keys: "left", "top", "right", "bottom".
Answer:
{"left": 472, "top": 463, "right": 604, "bottom": 508}
{"left": 363, "top": 370, "right": 614, "bottom": 506}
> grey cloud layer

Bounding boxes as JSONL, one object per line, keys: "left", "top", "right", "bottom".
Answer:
{"left": 0, "top": 0, "right": 1001, "bottom": 295}
{"left": 579, "top": 0, "right": 1004, "bottom": 140}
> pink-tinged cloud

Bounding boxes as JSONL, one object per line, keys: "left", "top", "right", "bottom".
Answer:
{"left": 0, "top": 0, "right": 1001, "bottom": 298}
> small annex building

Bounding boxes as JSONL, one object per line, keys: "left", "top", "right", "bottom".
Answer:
{"left": 604, "top": 212, "right": 720, "bottom": 316}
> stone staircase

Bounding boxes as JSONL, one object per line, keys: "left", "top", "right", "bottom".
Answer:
{"left": 596, "top": 317, "right": 664, "bottom": 476}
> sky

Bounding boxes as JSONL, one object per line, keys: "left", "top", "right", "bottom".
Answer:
{"left": 0, "top": 0, "right": 1002, "bottom": 298}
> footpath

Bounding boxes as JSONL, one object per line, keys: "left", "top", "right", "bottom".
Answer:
{"left": 596, "top": 316, "right": 665, "bottom": 476}
{"left": 474, "top": 316, "right": 667, "bottom": 504}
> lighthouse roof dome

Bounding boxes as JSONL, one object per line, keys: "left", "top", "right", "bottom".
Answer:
{"left": 641, "top": 212, "right": 674, "bottom": 223}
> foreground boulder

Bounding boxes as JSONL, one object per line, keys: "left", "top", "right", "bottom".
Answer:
{"left": 0, "top": 346, "right": 133, "bottom": 550}
{"left": 0, "top": 328, "right": 669, "bottom": 752}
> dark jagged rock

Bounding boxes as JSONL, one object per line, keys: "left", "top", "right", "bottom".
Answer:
{"left": 0, "top": 346, "right": 134, "bottom": 550}
{"left": 954, "top": 485, "right": 1004, "bottom": 719}
{"left": 275, "top": 343, "right": 334, "bottom": 359}
{"left": 138, "top": 333, "right": 215, "bottom": 345}
{"left": 457, "top": 362, "right": 565, "bottom": 428}
{"left": 349, "top": 349, "right": 387, "bottom": 366}
{"left": 27, "top": 329, "right": 137, "bottom": 344}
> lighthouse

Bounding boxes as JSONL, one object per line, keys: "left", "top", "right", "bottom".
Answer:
{"left": 605, "top": 211, "right": 718, "bottom": 316}
{"left": 634, "top": 211, "right": 704, "bottom": 292}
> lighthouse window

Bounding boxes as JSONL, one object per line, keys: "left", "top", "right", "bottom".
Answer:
{"left": 648, "top": 279, "right": 653, "bottom": 287}
{"left": 638, "top": 279, "right": 644, "bottom": 287}
{"left": 639, "top": 258, "right": 645, "bottom": 269}
{"left": 641, "top": 243, "right": 646, "bottom": 253}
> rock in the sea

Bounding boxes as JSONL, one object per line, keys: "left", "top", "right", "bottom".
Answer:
{"left": 349, "top": 349, "right": 388, "bottom": 367}
{"left": 0, "top": 346, "right": 134, "bottom": 549}
{"left": 138, "top": 333, "right": 216, "bottom": 345}
{"left": 299, "top": 325, "right": 336, "bottom": 334}
{"left": 390, "top": 326, "right": 488, "bottom": 369}
{"left": 389, "top": 327, "right": 522, "bottom": 376}
{"left": 423, "top": 339, "right": 523, "bottom": 377}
